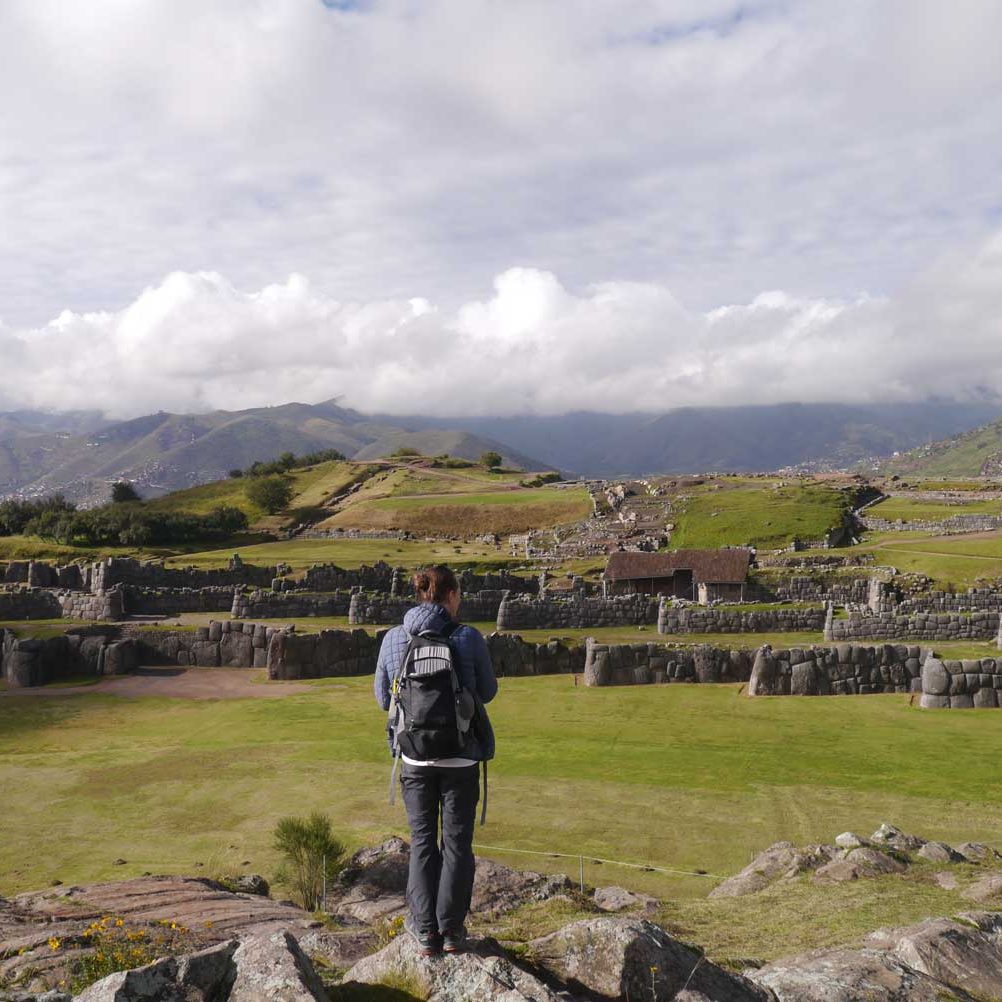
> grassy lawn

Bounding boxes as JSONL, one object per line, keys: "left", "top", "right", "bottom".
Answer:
{"left": 866, "top": 495, "right": 1000, "bottom": 521}
{"left": 325, "top": 487, "right": 591, "bottom": 536}
{"left": 670, "top": 481, "right": 850, "bottom": 550}
{"left": 163, "top": 538, "right": 525, "bottom": 572}
{"left": 853, "top": 529, "right": 1002, "bottom": 587}
{"left": 3, "top": 678, "right": 1002, "bottom": 961}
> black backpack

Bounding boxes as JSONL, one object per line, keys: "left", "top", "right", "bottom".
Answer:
{"left": 391, "top": 623, "right": 472, "bottom": 760}
{"left": 387, "top": 624, "right": 488, "bottom": 823}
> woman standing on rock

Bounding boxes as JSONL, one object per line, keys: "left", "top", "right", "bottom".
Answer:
{"left": 375, "top": 564, "right": 497, "bottom": 956}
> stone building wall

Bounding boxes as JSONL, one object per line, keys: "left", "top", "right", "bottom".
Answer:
{"left": 496, "top": 594, "right": 658, "bottom": 630}
{"left": 658, "top": 603, "right": 825, "bottom": 635}
{"left": 898, "top": 589, "right": 1002, "bottom": 613}
{"left": 0, "top": 586, "right": 64, "bottom": 620}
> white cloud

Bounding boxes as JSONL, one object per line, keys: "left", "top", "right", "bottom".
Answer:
{"left": 2, "top": 0, "right": 1002, "bottom": 337}
{"left": 2, "top": 226, "right": 1002, "bottom": 417}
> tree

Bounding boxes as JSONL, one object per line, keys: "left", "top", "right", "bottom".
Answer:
{"left": 480, "top": 450, "right": 502, "bottom": 470}
{"left": 273, "top": 812, "right": 347, "bottom": 911}
{"left": 228, "top": 468, "right": 244, "bottom": 479}
{"left": 111, "top": 481, "right": 141, "bottom": 503}
{"left": 245, "top": 474, "right": 294, "bottom": 514}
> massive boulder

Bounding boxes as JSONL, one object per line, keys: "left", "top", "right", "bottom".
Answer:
{"left": 229, "top": 931, "right": 330, "bottom": 1001}
{"left": 529, "top": 917, "right": 771, "bottom": 1001}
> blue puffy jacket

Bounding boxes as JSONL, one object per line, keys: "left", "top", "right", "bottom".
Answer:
{"left": 374, "top": 602, "right": 497, "bottom": 760}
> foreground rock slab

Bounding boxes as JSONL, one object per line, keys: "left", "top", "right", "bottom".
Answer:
{"left": 749, "top": 947, "right": 981, "bottom": 1001}
{"left": 866, "top": 912, "right": 1002, "bottom": 999}
{"left": 344, "top": 934, "right": 567, "bottom": 1002}
{"left": 530, "top": 917, "right": 771, "bottom": 1001}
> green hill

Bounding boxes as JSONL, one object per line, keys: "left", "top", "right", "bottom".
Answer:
{"left": 879, "top": 416, "right": 1002, "bottom": 477}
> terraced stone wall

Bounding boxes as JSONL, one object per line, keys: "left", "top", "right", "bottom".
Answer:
{"left": 92, "top": 557, "right": 275, "bottom": 592}
{"left": 921, "top": 657, "right": 1002, "bottom": 708}
{"left": 497, "top": 594, "right": 658, "bottom": 630}
{"left": 233, "top": 589, "right": 353, "bottom": 620}
{"left": 121, "top": 585, "right": 236, "bottom": 616}
{"left": 0, "top": 586, "right": 63, "bottom": 620}
{"left": 1, "top": 626, "right": 136, "bottom": 687}
{"left": 658, "top": 603, "right": 825, "bottom": 635}
{"left": 828, "top": 609, "right": 998, "bottom": 643}
{"left": 583, "top": 639, "right": 753, "bottom": 686}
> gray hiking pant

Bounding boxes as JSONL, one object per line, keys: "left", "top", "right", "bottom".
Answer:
{"left": 400, "top": 762, "right": 480, "bottom": 935}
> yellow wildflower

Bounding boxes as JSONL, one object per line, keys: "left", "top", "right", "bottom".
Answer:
{"left": 48, "top": 937, "right": 62, "bottom": 951}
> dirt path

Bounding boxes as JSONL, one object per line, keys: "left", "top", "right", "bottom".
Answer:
{"left": 0, "top": 666, "right": 316, "bottom": 700}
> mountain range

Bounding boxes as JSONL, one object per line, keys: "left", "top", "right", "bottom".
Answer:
{"left": 2, "top": 399, "right": 1001, "bottom": 504}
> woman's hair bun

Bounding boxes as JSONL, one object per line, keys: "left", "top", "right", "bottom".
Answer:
{"left": 413, "top": 565, "right": 459, "bottom": 603}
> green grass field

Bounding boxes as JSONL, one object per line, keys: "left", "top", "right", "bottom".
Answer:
{"left": 163, "top": 538, "right": 527, "bottom": 572}
{"left": 3, "top": 677, "right": 1002, "bottom": 961}
{"left": 866, "top": 495, "right": 1000, "bottom": 522}
{"left": 326, "top": 487, "right": 591, "bottom": 536}
{"left": 670, "top": 481, "right": 850, "bottom": 550}
{"left": 852, "top": 529, "right": 1002, "bottom": 587}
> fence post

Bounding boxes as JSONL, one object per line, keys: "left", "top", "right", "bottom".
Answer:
{"left": 579, "top": 855, "right": 584, "bottom": 894}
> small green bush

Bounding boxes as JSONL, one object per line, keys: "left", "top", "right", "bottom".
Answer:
{"left": 273, "top": 812, "right": 347, "bottom": 911}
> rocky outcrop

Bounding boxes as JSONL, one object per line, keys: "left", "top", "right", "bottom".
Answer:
{"left": 748, "top": 947, "right": 981, "bottom": 1001}
{"left": 324, "top": 837, "right": 575, "bottom": 925}
{"left": 530, "top": 917, "right": 771, "bottom": 1001}
{"left": 708, "top": 841, "right": 839, "bottom": 898}
{"left": 343, "top": 934, "right": 566, "bottom": 1001}
{"left": 710, "top": 824, "right": 995, "bottom": 899}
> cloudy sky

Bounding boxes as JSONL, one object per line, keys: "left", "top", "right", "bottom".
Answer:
{"left": 2, "top": 0, "right": 1002, "bottom": 416}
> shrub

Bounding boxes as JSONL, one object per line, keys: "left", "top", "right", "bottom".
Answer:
{"left": 273, "top": 812, "right": 347, "bottom": 911}
{"left": 390, "top": 447, "right": 422, "bottom": 458}
{"left": 111, "top": 481, "right": 141, "bottom": 503}
{"left": 480, "top": 450, "right": 502, "bottom": 470}
{"left": 246, "top": 475, "right": 295, "bottom": 514}
{"left": 0, "top": 495, "right": 75, "bottom": 536}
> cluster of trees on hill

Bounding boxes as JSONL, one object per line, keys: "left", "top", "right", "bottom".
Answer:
{"left": 228, "top": 448, "right": 345, "bottom": 479}
{"left": 0, "top": 490, "right": 247, "bottom": 546}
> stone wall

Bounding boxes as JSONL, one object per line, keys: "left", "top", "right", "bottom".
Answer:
{"left": 1, "top": 560, "right": 86, "bottom": 589}
{"left": 127, "top": 620, "right": 283, "bottom": 669}
{"left": 0, "top": 586, "right": 63, "bottom": 620}
{"left": 748, "top": 573, "right": 871, "bottom": 605}
{"left": 266, "top": 628, "right": 383, "bottom": 679}
{"left": 920, "top": 657, "right": 1002, "bottom": 708}
{"left": 828, "top": 610, "right": 998, "bottom": 643}
{"left": 233, "top": 589, "right": 354, "bottom": 620}
{"left": 1, "top": 626, "right": 137, "bottom": 688}
{"left": 346, "top": 590, "right": 509, "bottom": 625}
{"left": 121, "top": 585, "right": 237, "bottom": 616}
{"left": 496, "top": 594, "right": 658, "bottom": 630}
{"left": 748, "top": 643, "right": 926, "bottom": 696}
{"left": 898, "top": 589, "right": 1002, "bottom": 613}
{"left": 658, "top": 603, "right": 825, "bottom": 635}
{"left": 583, "top": 638, "right": 753, "bottom": 686}
{"left": 297, "top": 562, "right": 396, "bottom": 593}
{"left": 91, "top": 557, "right": 275, "bottom": 592}
{"left": 485, "top": 633, "right": 586, "bottom": 676}
{"left": 58, "top": 588, "right": 124, "bottom": 621}
{"left": 861, "top": 514, "right": 1002, "bottom": 534}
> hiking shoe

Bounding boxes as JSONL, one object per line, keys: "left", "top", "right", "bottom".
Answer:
{"left": 404, "top": 916, "right": 441, "bottom": 957}
{"left": 442, "top": 926, "right": 468, "bottom": 954}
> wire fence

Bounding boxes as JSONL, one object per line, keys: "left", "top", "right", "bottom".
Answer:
{"left": 471, "top": 841, "right": 725, "bottom": 892}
